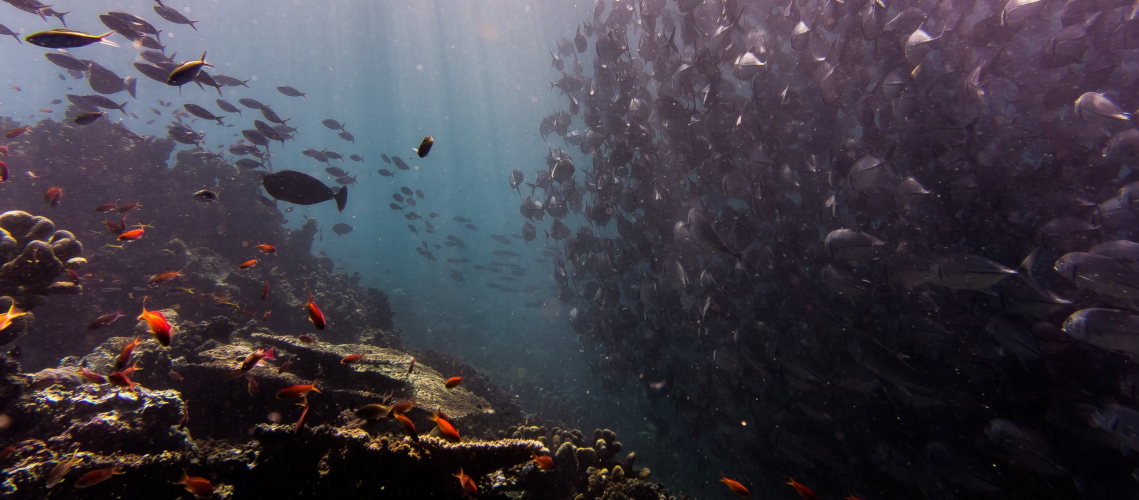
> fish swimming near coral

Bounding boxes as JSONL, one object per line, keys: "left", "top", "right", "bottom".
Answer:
{"left": 0, "top": 302, "right": 28, "bottom": 332}
{"left": 305, "top": 287, "right": 325, "bottom": 330}
{"left": 276, "top": 378, "right": 320, "bottom": 399}
{"left": 453, "top": 468, "right": 477, "bottom": 499}
{"left": 173, "top": 469, "right": 213, "bottom": 498}
{"left": 138, "top": 297, "right": 172, "bottom": 346}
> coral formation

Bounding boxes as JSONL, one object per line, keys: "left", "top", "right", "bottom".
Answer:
{"left": 0, "top": 119, "right": 394, "bottom": 369}
{"left": 0, "top": 210, "right": 85, "bottom": 345}
{"left": 0, "top": 119, "right": 682, "bottom": 499}
{"left": 0, "top": 331, "right": 679, "bottom": 499}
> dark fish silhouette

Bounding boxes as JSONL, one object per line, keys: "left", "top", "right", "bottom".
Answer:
{"left": 417, "top": 136, "right": 434, "bottom": 158}
{"left": 277, "top": 86, "right": 307, "bottom": 99}
{"left": 262, "top": 170, "right": 348, "bottom": 212}
{"left": 73, "top": 112, "right": 104, "bottom": 125}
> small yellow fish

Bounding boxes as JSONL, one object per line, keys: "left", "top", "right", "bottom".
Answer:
{"left": 25, "top": 29, "right": 119, "bottom": 49}
{"left": 45, "top": 448, "right": 82, "bottom": 488}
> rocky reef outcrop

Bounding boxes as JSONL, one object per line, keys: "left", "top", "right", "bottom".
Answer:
{"left": 0, "top": 327, "right": 679, "bottom": 500}
{"left": 0, "top": 210, "right": 85, "bottom": 345}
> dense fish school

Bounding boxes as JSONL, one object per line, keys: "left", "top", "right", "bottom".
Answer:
{"left": 518, "top": 0, "right": 1139, "bottom": 498}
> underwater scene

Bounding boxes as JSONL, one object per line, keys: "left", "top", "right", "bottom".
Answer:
{"left": 2, "top": 0, "right": 1139, "bottom": 498}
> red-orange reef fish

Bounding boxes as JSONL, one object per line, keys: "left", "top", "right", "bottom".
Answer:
{"left": 719, "top": 473, "right": 750, "bottom": 498}
{"left": 305, "top": 287, "right": 325, "bottom": 330}
{"left": 138, "top": 297, "right": 172, "bottom": 346}
{"left": 276, "top": 378, "right": 320, "bottom": 400}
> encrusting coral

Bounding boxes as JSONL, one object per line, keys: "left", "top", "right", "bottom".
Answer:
{"left": 0, "top": 210, "right": 84, "bottom": 345}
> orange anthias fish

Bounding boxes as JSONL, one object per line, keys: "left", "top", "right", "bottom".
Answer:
{"left": 786, "top": 477, "right": 819, "bottom": 500}
{"left": 117, "top": 202, "right": 141, "bottom": 213}
{"left": 78, "top": 368, "right": 107, "bottom": 384}
{"left": 428, "top": 410, "right": 461, "bottom": 442}
{"left": 305, "top": 287, "right": 325, "bottom": 330}
{"left": 107, "top": 368, "right": 138, "bottom": 391}
{"left": 94, "top": 202, "right": 117, "bottom": 213}
{"left": 844, "top": 493, "right": 864, "bottom": 500}
{"left": 444, "top": 376, "right": 463, "bottom": 389}
{"left": 389, "top": 400, "right": 414, "bottom": 416}
{"left": 117, "top": 227, "right": 144, "bottom": 241}
{"left": 173, "top": 470, "right": 214, "bottom": 499}
{"left": 453, "top": 468, "right": 478, "bottom": 499}
{"left": 238, "top": 259, "right": 258, "bottom": 269}
{"left": 246, "top": 374, "right": 259, "bottom": 396}
{"left": 0, "top": 302, "right": 28, "bottom": 332}
{"left": 225, "top": 347, "right": 276, "bottom": 380}
{"left": 341, "top": 353, "right": 363, "bottom": 364}
{"left": 719, "top": 473, "right": 751, "bottom": 498}
{"left": 114, "top": 336, "right": 142, "bottom": 371}
{"left": 532, "top": 453, "right": 554, "bottom": 471}
{"left": 138, "top": 297, "right": 173, "bottom": 346}
{"left": 147, "top": 270, "right": 184, "bottom": 285}
{"left": 395, "top": 411, "right": 418, "bottom": 441}
{"left": 255, "top": 243, "right": 276, "bottom": 253}
{"left": 261, "top": 281, "right": 269, "bottom": 300}
{"left": 0, "top": 145, "right": 8, "bottom": 156}
{"left": 5, "top": 125, "right": 31, "bottom": 139}
{"left": 0, "top": 159, "right": 8, "bottom": 183}
{"left": 74, "top": 464, "right": 125, "bottom": 488}
{"left": 44, "top": 186, "right": 63, "bottom": 207}
{"left": 295, "top": 396, "right": 309, "bottom": 436}
{"left": 276, "top": 378, "right": 320, "bottom": 400}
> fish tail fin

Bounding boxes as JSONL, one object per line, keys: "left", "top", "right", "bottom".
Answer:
{"left": 333, "top": 186, "right": 348, "bottom": 213}
{"left": 189, "top": 20, "right": 198, "bottom": 31}
{"left": 117, "top": 101, "right": 128, "bottom": 115}
{"left": 199, "top": 51, "right": 208, "bottom": 65}
{"left": 264, "top": 347, "right": 276, "bottom": 360}
{"left": 98, "top": 32, "right": 120, "bottom": 48}
{"left": 55, "top": 11, "right": 69, "bottom": 27}
{"left": 310, "top": 378, "right": 321, "bottom": 393}
{"left": 174, "top": 469, "right": 189, "bottom": 485}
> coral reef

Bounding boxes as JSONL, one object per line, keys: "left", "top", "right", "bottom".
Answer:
{"left": 0, "top": 118, "right": 394, "bottom": 369}
{"left": 0, "top": 330, "right": 680, "bottom": 499}
{"left": 0, "top": 210, "right": 85, "bottom": 345}
{"left": 0, "top": 118, "right": 682, "bottom": 499}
